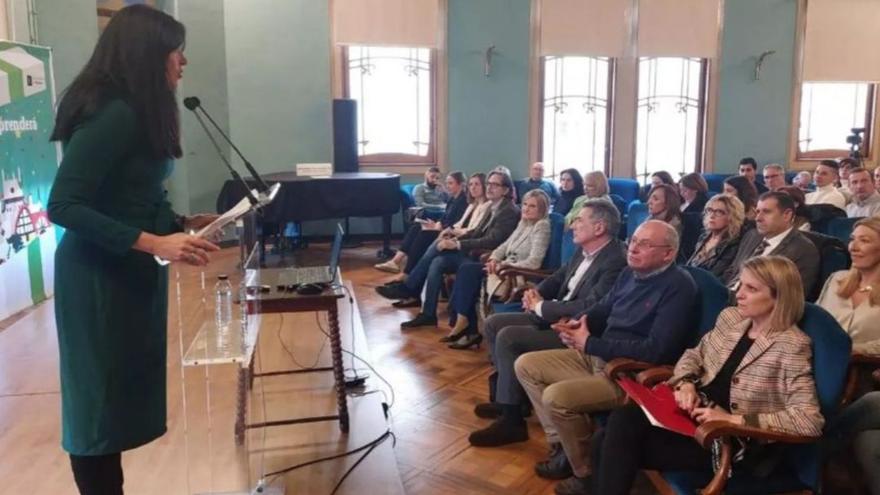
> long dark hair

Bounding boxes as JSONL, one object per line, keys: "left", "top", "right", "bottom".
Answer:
{"left": 724, "top": 175, "right": 758, "bottom": 213}
{"left": 559, "top": 168, "right": 584, "bottom": 197}
{"left": 51, "top": 5, "right": 185, "bottom": 159}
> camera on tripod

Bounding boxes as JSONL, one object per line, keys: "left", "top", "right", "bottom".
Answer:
{"left": 847, "top": 127, "right": 866, "bottom": 162}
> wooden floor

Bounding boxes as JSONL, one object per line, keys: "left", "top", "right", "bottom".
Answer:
{"left": 0, "top": 240, "right": 657, "bottom": 495}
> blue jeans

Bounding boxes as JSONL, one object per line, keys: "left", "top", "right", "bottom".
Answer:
{"left": 405, "top": 242, "right": 465, "bottom": 318}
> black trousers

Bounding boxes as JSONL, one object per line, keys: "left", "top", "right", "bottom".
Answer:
{"left": 591, "top": 403, "right": 711, "bottom": 495}
{"left": 70, "top": 453, "right": 123, "bottom": 495}
{"left": 403, "top": 230, "right": 439, "bottom": 274}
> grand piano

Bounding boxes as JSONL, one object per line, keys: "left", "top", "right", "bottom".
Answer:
{"left": 216, "top": 171, "right": 401, "bottom": 257}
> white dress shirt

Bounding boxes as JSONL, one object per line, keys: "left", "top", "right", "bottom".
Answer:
{"left": 805, "top": 184, "right": 847, "bottom": 209}
{"left": 534, "top": 240, "right": 610, "bottom": 318}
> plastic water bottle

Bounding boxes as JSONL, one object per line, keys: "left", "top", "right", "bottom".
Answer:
{"left": 215, "top": 274, "right": 233, "bottom": 331}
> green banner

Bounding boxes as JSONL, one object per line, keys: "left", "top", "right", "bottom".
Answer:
{"left": 0, "top": 42, "right": 59, "bottom": 320}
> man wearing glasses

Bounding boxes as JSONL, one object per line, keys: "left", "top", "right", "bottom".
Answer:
{"left": 762, "top": 164, "right": 787, "bottom": 192}
{"left": 512, "top": 220, "right": 698, "bottom": 495}
{"left": 376, "top": 170, "right": 519, "bottom": 328}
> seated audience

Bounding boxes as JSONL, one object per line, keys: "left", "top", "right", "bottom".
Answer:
{"left": 375, "top": 171, "right": 519, "bottom": 328}
{"left": 512, "top": 221, "right": 698, "bottom": 492}
{"left": 875, "top": 167, "right": 880, "bottom": 191}
{"left": 412, "top": 166, "right": 448, "bottom": 209}
{"left": 678, "top": 173, "right": 709, "bottom": 214}
{"left": 793, "top": 170, "right": 813, "bottom": 192}
{"left": 647, "top": 183, "right": 683, "bottom": 235}
{"left": 687, "top": 194, "right": 746, "bottom": 278}
{"left": 517, "top": 161, "right": 559, "bottom": 205}
{"left": 762, "top": 163, "right": 787, "bottom": 191}
{"left": 467, "top": 201, "right": 627, "bottom": 448}
{"left": 824, "top": 391, "right": 880, "bottom": 495}
{"left": 640, "top": 171, "right": 675, "bottom": 202}
{"left": 494, "top": 164, "right": 518, "bottom": 202}
{"left": 554, "top": 168, "right": 584, "bottom": 217}
{"left": 779, "top": 185, "right": 812, "bottom": 231}
{"left": 444, "top": 190, "right": 552, "bottom": 349}
{"left": 806, "top": 159, "right": 847, "bottom": 210}
{"left": 375, "top": 171, "right": 469, "bottom": 274}
{"left": 590, "top": 256, "right": 823, "bottom": 495}
{"left": 845, "top": 167, "right": 880, "bottom": 218}
{"left": 739, "top": 156, "right": 769, "bottom": 194}
{"left": 724, "top": 175, "right": 759, "bottom": 220}
{"left": 723, "top": 192, "right": 819, "bottom": 296}
{"left": 565, "top": 171, "right": 612, "bottom": 225}
{"left": 817, "top": 217, "right": 880, "bottom": 355}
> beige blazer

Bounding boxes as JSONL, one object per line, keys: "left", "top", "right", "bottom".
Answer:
{"left": 817, "top": 270, "right": 880, "bottom": 356}
{"left": 669, "top": 307, "right": 824, "bottom": 437}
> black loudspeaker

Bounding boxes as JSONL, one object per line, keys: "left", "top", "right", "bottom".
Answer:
{"left": 332, "top": 98, "right": 359, "bottom": 173}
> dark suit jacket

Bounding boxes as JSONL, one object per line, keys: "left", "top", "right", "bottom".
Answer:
{"left": 687, "top": 231, "right": 742, "bottom": 279}
{"left": 458, "top": 198, "right": 520, "bottom": 252}
{"left": 534, "top": 238, "right": 627, "bottom": 323}
{"left": 441, "top": 192, "right": 468, "bottom": 228}
{"left": 722, "top": 227, "right": 820, "bottom": 295}
{"left": 682, "top": 192, "right": 709, "bottom": 215}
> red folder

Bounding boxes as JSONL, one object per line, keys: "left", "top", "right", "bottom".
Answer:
{"left": 616, "top": 377, "right": 698, "bottom": 437}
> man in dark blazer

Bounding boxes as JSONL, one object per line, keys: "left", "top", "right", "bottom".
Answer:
{"left": 377, "top": 170, "right": 520, "bottom": 328}
{"left": 467, "top": 200, "right": 627, "bottom": 454}
{"left": 722, "top": 191, "right": 820, "bottom": 295}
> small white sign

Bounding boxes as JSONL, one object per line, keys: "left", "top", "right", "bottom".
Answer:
{"left": 296, "top": 163, "right": 333, "bottom": 177}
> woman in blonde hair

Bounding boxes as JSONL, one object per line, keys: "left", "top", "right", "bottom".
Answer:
{"left": 586, "top": 256, "right": 822, "bottom": 495}
{"left": 564, "top": 170, "right": 613, "bottom": 225}
{"left": 687, "top": 195, "right": 746, "bottom": 278}
{"left": 817, "top": 217, "right": 880, "bottom": 356}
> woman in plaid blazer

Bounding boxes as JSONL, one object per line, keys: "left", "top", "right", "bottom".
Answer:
{"left": 578, "top": 256, "right": 823, "bottom": 495}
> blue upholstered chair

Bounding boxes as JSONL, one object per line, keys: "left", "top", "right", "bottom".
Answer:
{"left": 682, "top": 266, "right": 731, "bottom": 340}
{"left": 802, "top": 231, "right": 851, "bottom": 302}
{"left": 400, "top": 183, "right": 417, "bottom": 209}
{"left": 643, "top": 304, "right": 852, "bottom": 495}
{"left": 626, "top": 202, "right": 650, "bottom": 239}
{"left": 820, "top": 216, "right": 862, "bottom": 244}
{"left": 703, "top": 174, "right": 733, "bottom": 195}
{"left": 609, "top": 178, "right": 641, "bottom": 204}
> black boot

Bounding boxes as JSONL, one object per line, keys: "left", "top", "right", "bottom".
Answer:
{"left": 474, "top": 402, "right": 502, "bottom": 419}
{"left": 400, "top": 313, "right": 437, "bottom": 329}
{"left": 468, "top": 405, "right": 528, "bottom": 447}
{"left": 488, "top": 371, "right": 498, "bottom": 403}
{"left": 535, "top": 443, "right": 574, "bottom": 480}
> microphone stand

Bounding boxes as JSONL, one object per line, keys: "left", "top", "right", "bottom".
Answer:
{"left": 189, "top": 109, "right": 260, "bottom": 206}
{"left": 194, "top": 104, "right": 271, "bottom": 196}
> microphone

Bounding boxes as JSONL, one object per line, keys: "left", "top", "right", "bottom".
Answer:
{"left": 184, "top": 100, "right": 259, "bottom": 206}
{"left": 182, "top": 96, "right": 271, "bottom": 194}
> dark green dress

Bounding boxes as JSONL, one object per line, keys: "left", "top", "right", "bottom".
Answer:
{"left": 48, "top": 99, "right": 181, "bottom": 456}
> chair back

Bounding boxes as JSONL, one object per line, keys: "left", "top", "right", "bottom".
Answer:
{"left": 702, "top": 173, "right": 733, "bottom": 195}
{"left": 560, "top": 228, "right": 576, "bottom": 265}
{"left": 821, "top": 216, "right": 861, "bottom": 243}
{"left": 609, "top": 193, "right": 628, "bottom": 218}
{"left": 805, "top": 204, "right": 847, "bottom": 233}
{"left": 400, "top": 184, "right": 417, "bottom": 209}
{"left": 541, "top": 213, "right": 566, "bottom": 270}
{"left": 678, "top": 212, "right": 705, "bottom": 262}
{"left": 626, "top": 202, "right": 650, "bottom": 239}
{"left": 801, "top": 231, "right": 851, "bottom": 302}
{"left": 785, "top": 303, "right": 852, "bottom": 489}
{"left": 609, "top": 178, "right": 641, "bottom": 204}
{"left": 682, "top": 266, "right": 730, "bottom": 342}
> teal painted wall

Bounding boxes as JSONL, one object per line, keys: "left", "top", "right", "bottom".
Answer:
{"left": 448, "top": 0, "right": 532, "bottom": 178}
{"left": 171, "top": 0, "right": 230, "bottom": 215}
{"left": 34, "top": 0, "right": 98, "bottom": 92}
{"left": 223, "top": 0, "right": 332, "bottom": 175}
{"left": 713, "top": 0, "right": 798, "bottom": 173}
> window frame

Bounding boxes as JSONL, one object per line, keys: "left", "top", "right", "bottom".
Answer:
{"left": 789, "top": 0, "right": 880, "bottom": 170}
{"left": 536, "top": 55, "right": 617, "bottom": 178}
{"left": 341, "top": 45, "right": 439, "bottom": 168}
{"left": 633, "top": 56, "right": 710, "bottom": 182}
{"left": 793, "top": 83, "right": 876, "bottom": 161}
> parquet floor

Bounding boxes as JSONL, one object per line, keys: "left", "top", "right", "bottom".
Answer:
{"left": 0, "top": 239, "right": 661, "bottom": 495}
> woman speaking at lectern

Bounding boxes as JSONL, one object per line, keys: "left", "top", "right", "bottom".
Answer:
{"left": 48, "top": 5, "right": 219, "bottom": 494}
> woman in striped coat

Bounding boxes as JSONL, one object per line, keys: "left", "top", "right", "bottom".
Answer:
{"left": 581, "top": 256, "right": 823, "bottom": 495}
